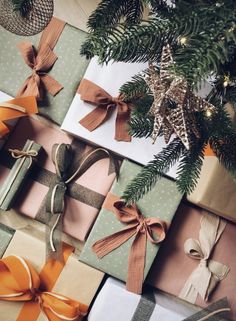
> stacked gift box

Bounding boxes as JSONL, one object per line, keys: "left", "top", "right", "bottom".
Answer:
{"left": 0, "top": 11, "right": 235, "bottom": 321}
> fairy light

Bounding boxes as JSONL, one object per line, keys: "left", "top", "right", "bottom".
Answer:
{"left": 179, "top": 36, "right": 187, "bottom": 46}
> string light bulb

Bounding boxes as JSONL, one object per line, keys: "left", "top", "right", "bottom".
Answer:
{"left": 179, "top": 36, "right": 187, "bottom": 46}
{"left": 223, "top": 75, "right": 230, "bottom": 88}
{"left": 205, "top": 109, "right": 213, "bottom": 117}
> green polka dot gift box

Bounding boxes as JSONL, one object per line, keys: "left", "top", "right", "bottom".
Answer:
{"left": 79, "top": 159, "right": 183, "bottom": 294}
{"left": 0, "top": 17, "right": 89, "bottom": 125}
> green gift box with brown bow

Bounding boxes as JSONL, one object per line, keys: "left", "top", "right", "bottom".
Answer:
{"left": 0, "top": 17, "right": 89, "bottom": 125}
{"left": 79, "top": 159, "right": 183, "bottom": 294}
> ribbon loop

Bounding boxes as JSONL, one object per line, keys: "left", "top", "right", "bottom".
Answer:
{"left": 0, "top": 255, "right": 88, "bottom": 321}
{"left": 78, "top": 78, "right": 131, "bottom": 142}
{"left": 16, "top": 18, "right": 65, "bottom": 100}
{"left": 179, "top": 211, "right": 230, "bottom": 303}
{"left": 92, "top": 200, "right": 167, "bottom": 294}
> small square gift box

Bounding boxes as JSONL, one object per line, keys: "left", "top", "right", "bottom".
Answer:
{"left": 61, "top": 57, "right": 179, "bottom": 179}
{"left": 0, "top": 225, "right": 104, "bottom": 321}
{"left": 79, "top": 159, "right": 183, "bottom": 294}
{"left": 0, "top": 17, "right": 89, "bottom": 125}
{"left": 88, "top": 277, "right": 198, "bottom": 321}
{"left": 0, "top": 91, "right": 38, "bottom": 150}
{"left": 0, "top": 117, "right": 117, "bottom": 243}
{"left": 148, "top": 202, "right": 236, "bottom": 321}
{"left": 187, "top": 145, "right": 236, "bottom": 223}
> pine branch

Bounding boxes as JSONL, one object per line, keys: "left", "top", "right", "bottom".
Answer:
{"left": 87, "top": 0, "right": 145, "bottom": 30}
{"left": 119, "top": 73, "right": 150, "bottom": 100}
{"left": 122, "top": 138, "right": 185, "bottom": 204}
{"left": 81, "top": 18, "right": 170, "bottom": 63}
{"left": 176, "top": 138, "right": 207, "bottom": 194}
{"left": 129, "top": 114, "right": 154, "bottom": 137}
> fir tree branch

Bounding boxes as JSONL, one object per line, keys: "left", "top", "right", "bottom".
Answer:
{"left": 129, "top": 114, "right": 154, "bottom": 137}
{"left": 122, "top": 138, "right": 185, "bottom": 204}
{"left": 87, "top": 0, "right": 145, "bottom": 30}
{"left": 119, "top": 73, "right": 150, "bottom": 100}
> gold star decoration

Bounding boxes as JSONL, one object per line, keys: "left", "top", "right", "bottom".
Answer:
{"left": 145, "top": 44, "right": 214, "bottom": 150}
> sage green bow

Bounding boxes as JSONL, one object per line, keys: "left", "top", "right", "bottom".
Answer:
{"left": 45, "top": 143, "right": 119, "bottom": 259}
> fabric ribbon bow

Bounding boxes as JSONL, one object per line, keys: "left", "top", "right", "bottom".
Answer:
{"left": 179, "top": 211, "right": 230, "bottom": 304}
{"left": 92, "top": 200, "right": 167, "bottom": 294}
{"left": 0, "top": 255, "right": 87, "bottom": 321}
{"left": 17, "top": 17, "right": 65, "bottom": 100}
{"left": 0, "top": 96, "right": 38, "bottom": 137}
{"left": 45, "top": 143, "right": 118, "bottom": 259}
{"left": 78, "top": 79, "right": 131, "bottom": 142}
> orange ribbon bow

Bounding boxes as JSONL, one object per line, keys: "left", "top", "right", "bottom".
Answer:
{"left": 0, "top": 96, "right": 38, "bottom": 138}
{"left": 17, "top": 17, "right": 65, "bottom": 100}
{"left": 0, "top": 255, "right": 88, "bottom": 321}
{"left": 78, "top": 79, "right": 131, "bottom": 142}
{"left": 92, "top": 200, "right": 167, "bottom": 294}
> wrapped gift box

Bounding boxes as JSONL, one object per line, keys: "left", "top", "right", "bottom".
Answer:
{"left": 80, "top": 159, "right": 183, "bottom": 292}
{"left": 0, "top": 223, "right": 14, "bottom": 257}
{"left": 0, "top": 117, "right": 117, "bottom": 241}
{"left": 88, "top": 277, "right": 197, "bottom": 321}
{"left": 0, "top": 225, "right": 104, "bottom": 321}
{"left": 187, "top": 148, "right": 236, "bottom": 223}
{"left": 0, "top": 18, "right": 89, "bottom": 125}
{"left": 61, "top": 57, "right": 179, "bottom": 178}
{"left": 148, "top": 202, "right": 236, "bottom": 321}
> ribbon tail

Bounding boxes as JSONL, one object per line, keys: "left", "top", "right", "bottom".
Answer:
{"left": 40, "top": 74, "right": 63, "bottom": 97}
{"left": 115, "top": 103, "right": 131, "bottom": 142}
{"left": 126, "top": 232, "right": 147, "bottom": 294}
{"left": 46, "top": 212, "right": 63, "bottom": 262}
{"left": 17, "top": 77, "right": 41, "bottom": 100}
{"left": 92, "top": 226, "right": 137, "bottom": 258}
{"left": 79, "top": 105, "right": 111, "bottom": 131}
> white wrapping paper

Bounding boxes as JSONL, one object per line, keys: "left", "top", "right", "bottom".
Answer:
{"left": 88, "top": 278, "right": 196, "bottom": 321}
{"left": 0, "top": 91, "right": 14, "bottom": 150}
{"left": 61, "top": 57, "right": 179, "bottom": 179}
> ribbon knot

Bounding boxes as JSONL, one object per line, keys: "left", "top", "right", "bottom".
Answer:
{"left": 16, "top": 18, "right": 65, "bottom": 100}
{"left": 0, "top": 255, "right": 88, "bottom": 321}
{"left": 92, "top": 199, "right": 167, "bottom": 294}
{"left": 9, "top": 146, "right": 38, "bottom": 168}
{"left": 179, "top": 211, "right": 230, "bottom": 304}
{"left": 45, "top": 144, "right": 119, "bottom": 258}
{"left": 78, "top": 79, "right": 131, "bottom": 142}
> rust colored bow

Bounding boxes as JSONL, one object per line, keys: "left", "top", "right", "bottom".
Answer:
{"left": 16, "top": 17, "right": 65, "bottom": 100}
{"left": 0, "top": 255, "right": 88, "bottom": 321}
{"left": 92, "top": 200, "right": 167, "bottom": 294}
{"left": 78, "top": 79, "right": 131, "bottom": 142}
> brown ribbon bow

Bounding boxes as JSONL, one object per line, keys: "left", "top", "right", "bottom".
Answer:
{"left": 92, "top": 200, "right": 167, "bottom": 294}
{"left": 78, "top": 79, "right": 131, "bottom": 142}
{"left": 17, "top": 17, "right": 65, "bottom": 100}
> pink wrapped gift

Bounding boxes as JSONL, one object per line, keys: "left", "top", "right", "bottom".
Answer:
{"left": 148, "top": 202, "right": 236, "bottom": 321}
{"left": 0, "top": 117, "right": 117, "bottom": 241}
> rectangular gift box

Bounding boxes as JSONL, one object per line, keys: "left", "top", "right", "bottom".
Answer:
{"left": 187, "top": 147, "right": 236, "bottom": 223}
{"left": 0, "top": 117, "right": 117, "bottom": 241}
{"left": 88, "top": 277, "right": 197, "bottom": 321}
{"left": 0, "top": 139, "right": 42, "bottom": 211}
{"left": 148, "top": 202, "right": 236, "bottom": 321}
{"left": 0, "top": 225, "right": 104, "bottom": 321}
{"left": 80, "top": 159, "right": 183, "bottom": 290}
{"left": 0, "top": 223, "right": 14, "bottom": 258}
{"left": 0, "top": 18, "right": 89, "bottom": 125}
{"left": 61, "top": 57, "right": 179, "bottom": 179}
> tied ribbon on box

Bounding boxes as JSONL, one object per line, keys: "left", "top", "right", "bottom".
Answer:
{"left": 0, "top": 96, "right": 38, "bottom": 137}
{"left": 0, "top": 245, "right": 88, "bottom": 321}
{"left": 17, "top": 17, "right": 65, "bottom": 100}
{"left": 45, "top": 144, "right": 119, "bottom": 260}
{"left": 179, "top": 211, "right": 230, "bottom": 304}
{"left": 78, "top": 79, "right": 131, "bottom": 142}
{"left": 92, "top": 195, "right": 167, "bottom": 294}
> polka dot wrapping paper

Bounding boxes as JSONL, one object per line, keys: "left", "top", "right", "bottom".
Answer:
{"left": 79, "top": 159, "right": 183, "bottom": 290}
{"left": 0, "top": 22, "right": 89, "bottom": 125}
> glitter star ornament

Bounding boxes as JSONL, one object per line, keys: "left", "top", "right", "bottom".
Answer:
{"left": 146, "top": 44, "right": 214, "bottom": 150}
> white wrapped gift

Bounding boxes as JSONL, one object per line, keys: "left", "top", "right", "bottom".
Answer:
{"left": 0, "top": 91, "right": 14, "bottom": 150}
{"left": 61, "top": 57, "right": 179, "bottom": 179}
{"left": 88, "top": 278, "right": 196, "bottom": 321}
